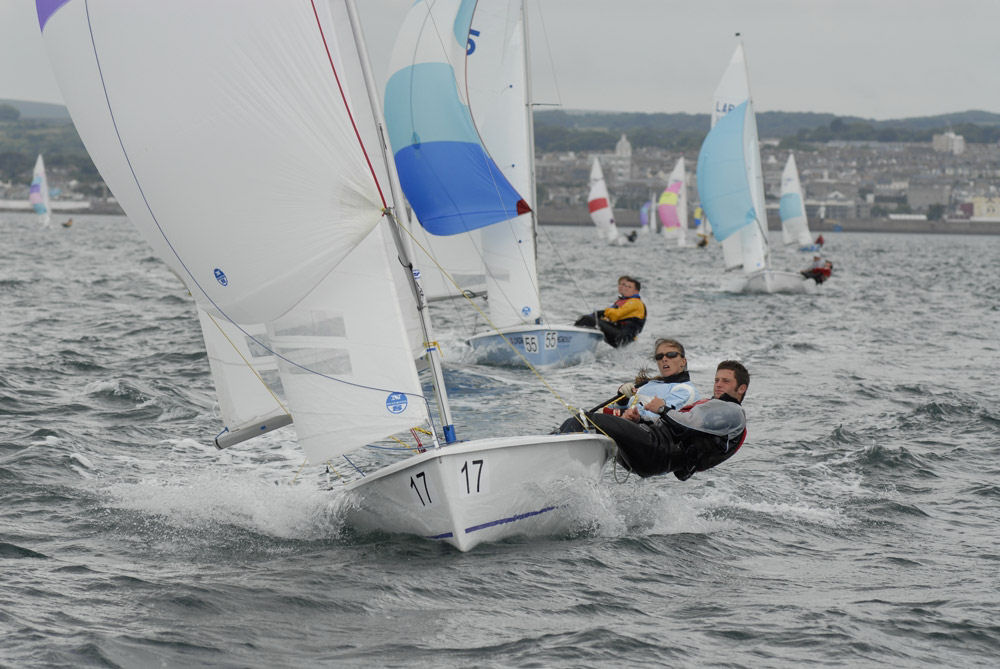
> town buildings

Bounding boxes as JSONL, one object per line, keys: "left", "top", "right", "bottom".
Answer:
{"left": 536, "top": 132, "right": 1000, "bottom": 225}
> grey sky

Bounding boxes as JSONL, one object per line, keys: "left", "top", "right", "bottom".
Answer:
{"left": 5, "top": 0, "right": 999, "bottom": 120}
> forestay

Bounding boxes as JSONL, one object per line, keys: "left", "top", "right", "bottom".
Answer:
{"left": 38, "top": 0, "right": 429, "bottom": 463}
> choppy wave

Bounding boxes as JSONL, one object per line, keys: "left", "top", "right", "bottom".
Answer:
{"left": 2, "top": 216, "right": 999, "bottom": 667}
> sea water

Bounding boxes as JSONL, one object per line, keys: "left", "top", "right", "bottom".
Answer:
{"left": 2, "top": 214, "right": 998, "bottom": 667}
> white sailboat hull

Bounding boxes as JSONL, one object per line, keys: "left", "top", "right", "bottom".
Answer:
{"left": 343, "top": 433, "right": 616, "bottom": 551}
{"left": 467, "top": 324, "right": 605, "bottom": 368}
{"left": 723, "top": 269, "right": 816, "bottom": 294}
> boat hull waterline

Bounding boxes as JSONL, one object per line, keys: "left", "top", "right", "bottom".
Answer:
{"left": 343, "top": 433, "right": 616, "bottom": 552}
{"left": 467, "top": 324, "right": 606, "bottom": 368}
{"left": 722, "top": 269, "right": 816, "bottom": 294}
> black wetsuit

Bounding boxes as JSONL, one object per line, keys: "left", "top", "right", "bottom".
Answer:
{"left": 558, "top": 395, "right": 747, "bottom": 480}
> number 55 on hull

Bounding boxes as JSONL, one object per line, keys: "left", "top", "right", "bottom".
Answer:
{"left": 467, "top": 324, "right": 605, "bottom": 369}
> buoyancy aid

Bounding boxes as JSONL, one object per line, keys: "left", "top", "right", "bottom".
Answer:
{"left": 666, "top": 395, "right": 747, "bottom": 480}
{"left": 602, "top": 294, "right": 646, "bottom": 338}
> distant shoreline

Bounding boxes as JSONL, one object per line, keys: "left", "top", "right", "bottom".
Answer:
{"left": 537, "top": 208, "right": 1000, "bottom": 235}
{"left": 4, "top": 201, "right": 998, "bottom": 235}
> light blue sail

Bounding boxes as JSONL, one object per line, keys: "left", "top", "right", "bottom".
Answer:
{"left": 695, "top": 100, "right": 757, "bottom": 242}
{"left": 384, "top": 0, "right": 528, "bottom": 237}
{"left": 779, "top": 192, "right": 805, "bottom": 221}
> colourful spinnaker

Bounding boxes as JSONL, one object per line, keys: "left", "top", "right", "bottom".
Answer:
{"left": 385, "top": 0, "right": 529, "bottom": 236}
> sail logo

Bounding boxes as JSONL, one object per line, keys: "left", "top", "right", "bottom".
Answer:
{"left": 715, "top": 102, "right": 736, "bottom": 115}
{"left": 412, "top": 269, "right": 421, "bottom": 280}
{"left": 214, "top": 268, "right": 229, "bottom": 286}
{"left": 521, "top": 306, "right": 531, "bottom": 317}
{"left": 386, "top": 392, "right": 408, "bottom": 414}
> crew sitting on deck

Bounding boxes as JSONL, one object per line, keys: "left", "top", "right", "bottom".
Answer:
{"left": 801, "top": 257, "right": 833, "bottom": 284}
{"left": 558, "top": 360, "right": 749, "bottom": 481}
{"left": 574, "top": 275, "right": 646, "bottom": 348}
{"left": 602, "top": 338, "right": 699, "bottom": 421}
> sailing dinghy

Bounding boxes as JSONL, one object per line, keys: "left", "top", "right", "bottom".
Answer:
{"left": 779, "top": 153, "right": 820, "bottom": 251}
{"left": 38, "top": 0, "right": 614, "bottom": 552}
{"left": 386, "top": 0, "right": 603, "bottom": 369}
{"left": 697, "top": 37, "right": 812, "bottom": 294}
{"left": 28, "top": 154, "right": 51, "bottom": 226}
{"left": 587, "top": 157, "right": 628, "bottom": 246}
{"left": 657, "top": 157, "right": 688, "bottom": 247}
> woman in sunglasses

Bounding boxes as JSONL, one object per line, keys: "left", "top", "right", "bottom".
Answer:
{"left": 611, "top": 338, "right": 699, "bottom": 423}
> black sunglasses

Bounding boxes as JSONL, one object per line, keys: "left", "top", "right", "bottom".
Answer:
{"left": 655, "top": 351, "right": 681, "bottom": 360}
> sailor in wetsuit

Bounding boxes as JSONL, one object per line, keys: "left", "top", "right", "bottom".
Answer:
{"left": 574, "top": 275, "right": 647, "bottom": 348}
{"left": 559, "top": 360, "right": 749, "bottom": 480}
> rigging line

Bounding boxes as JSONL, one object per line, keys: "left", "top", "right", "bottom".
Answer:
{"left": 204, "top": 311, "right": 291, "bottom": 418}
{"left": 392, "top": 214, "right": 576, "bottom": 415}
{"left": 531, "top": 0, "right": 562, "bottom": 108}
{"left": 309, "top": 0, "right": 387, "bottom": 208}
{"left": 82, "top": 1, "right": 420, "bottom": 403}
{"left": 535, "top": 223, "right": 593, "bottom": 313}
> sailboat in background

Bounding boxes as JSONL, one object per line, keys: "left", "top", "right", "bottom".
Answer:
{"left": 587, "top": 157, "right": 627, "bottom": 245}
{"left": 657, "top": 157, "right": 688, "bottom": 247}
{"left": 639, "top": 196, "right": 654, "bottom": 235}
{"left": 697, "top": 36, "right": 811, "bottom": 294}
{"left": 386, "top": 0, "right": 604, "bottom": 368}
{"left": 780, "top": 153, "right": 820, "bottom": 251}
{"left": 28, "top": 154, "right": 50, "bottom": 226}
{"left": 38, "top": 0, "right": 614, "bottom": 552}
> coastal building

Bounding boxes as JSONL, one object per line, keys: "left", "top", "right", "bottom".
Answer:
{"left": 932, "top": 131, "right": 966, "bottom": 155}
{"left": 971, "top": 196, "right": 1000, "bottom": 222}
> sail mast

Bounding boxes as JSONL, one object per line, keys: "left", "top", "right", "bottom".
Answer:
{"left": 521, "top": 0, "right": 541, "bottom": 290}
{"left": 344, "top": 0, "right": 455, "bottom": 444}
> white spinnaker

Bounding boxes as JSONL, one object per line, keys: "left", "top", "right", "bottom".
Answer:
{"left": 588, "top": 157, "right": 619, "bottom": 244}
{"left": 39, "top": 1, "right": 385, "bottom": 324}
{"left": 468, "top": 0, "right": 541, "bottom": 328}
{"left": 711, "top": 40, "right": 768, "bottom": 273}
{"left": 40, "top": 0, "right": 428, "bottom": 459}
{"left": 780, "top": 153, "right": 813, "bottom": 247}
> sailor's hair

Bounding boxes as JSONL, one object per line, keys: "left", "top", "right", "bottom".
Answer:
{"left": 618, "top": 275, "right": 641, "bottom": 291}
{"left": 717, "top": 360, "right": 750, "bottom": 390}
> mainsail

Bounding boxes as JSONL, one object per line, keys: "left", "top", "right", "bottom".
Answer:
{"left": 464, "top": 0, "right": 542, "bottom": 328}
